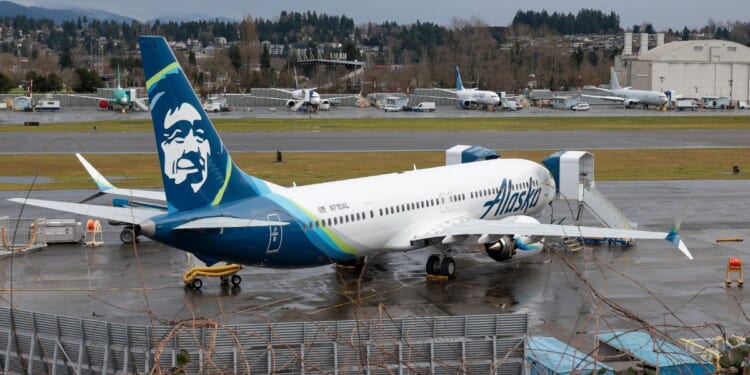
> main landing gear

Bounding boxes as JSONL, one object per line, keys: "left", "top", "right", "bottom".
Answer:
{"left": 120, "top": 225, "right": 138, "bottom": 244}
{"left": 426, "top": 254, "right": 456, "bottom": 278}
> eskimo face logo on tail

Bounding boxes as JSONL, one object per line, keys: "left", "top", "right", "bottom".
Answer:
{"left": 160, "top": 102, "right": 211, "bottom": 193}
{"left": 480, "top": 178, "right": 542, "bottom": 219}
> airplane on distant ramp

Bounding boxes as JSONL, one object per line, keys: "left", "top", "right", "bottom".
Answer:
{"left": 10, "top": 36, "right": 692, "bottom": 289}
{"left": 433, "top": 66, "right": 501, "bottom": 110}
{"left": 583, "top": 67, "right": 669, "bottom": 109}
{"left": 68, "top": 66, "right": 148, "bottom": 112}
{"left": 243, "top": 68, "right": 359, "bottom": 112}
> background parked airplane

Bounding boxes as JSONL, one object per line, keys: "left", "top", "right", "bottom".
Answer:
{"left": 243, "top": 68, "right": 358, "bottom": 111}
{"left": 432, "top": 66, "right": 501, "bottom": 110}
{"left": 68, "top": 67, "right": 148, "bottom": 112}
{"left": 583, "top": 67, "right": 669, "bottom": 109}
{"left": 10, "top": 36, "right": 691, "bottom": 288}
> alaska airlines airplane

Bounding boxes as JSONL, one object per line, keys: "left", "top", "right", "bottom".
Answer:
{"left": 10, "top": 37, "right": 691, "bottom": 282}
{"left": 583, "top": 67, "right": 669, "bottom": 109}
{"left": 436, "top": 66, "right": 501, "bottom": 109}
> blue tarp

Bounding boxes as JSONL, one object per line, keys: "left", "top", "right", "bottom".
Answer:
{"left": 598, "top": 332, "right": 715, "bottom": 375}
{"left": 528, "top": 336, "right": 614, "bottom": 375}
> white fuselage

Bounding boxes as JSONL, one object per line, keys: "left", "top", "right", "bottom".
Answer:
{"left": 612, "top": 88, "right": 668, "bottom": 107}
{"left": 281, "top": 158, "right": 556, "bottom": 255}
{"left": 291, "top": 89, "right": 321, "bottom": 105}
{"left": 456, "top": 89, "right": 501, "bottom": 108}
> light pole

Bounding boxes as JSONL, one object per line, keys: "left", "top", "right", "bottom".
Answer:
{"left": 729, "top": 79, "right": 733, "bottom": 104}
{"left": 659, "top": 76, "right": 665, "bottom": 92}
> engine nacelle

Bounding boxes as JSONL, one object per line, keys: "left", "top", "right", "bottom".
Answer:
{"left": 484, "top": 235, "right": 516, "bottom": 262}
{"left": 482, "top": 216, "right": 545, "bottom": 262}
{"left": 98, "top": 99, "right": 109, "bottom": 109}
{"left": 623, "top": 99, "right": 637, "bottom": 108}
{"left": 286, "top": 99, "right": 297, "bottom": 108}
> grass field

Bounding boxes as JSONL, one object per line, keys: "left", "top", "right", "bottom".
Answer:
{"left": 2, "top": 115, "right": 750, "bottom": 132}
{"left": 0, "top": 149, "right": 747, "bottom": 191}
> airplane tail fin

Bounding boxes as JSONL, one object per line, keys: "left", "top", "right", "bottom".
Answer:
{"left": 455, "top": 66, "right": 464, "bottom": 91}
{"left": 139, "top": 36, "right": 268, "bottom": 212}
{"left": 293, "top": 67, "right": 299, "bottom": 90}
{"left": 117, "top": 65, "right": 122, "bottom": 89}
{"left": 609, "top": 67, "right": 622, "bottom": 90}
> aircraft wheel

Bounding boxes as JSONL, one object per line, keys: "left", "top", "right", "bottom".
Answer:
{"left": 440, "top": 257, "right": 456, "bottom": 278}
{"left": 231, "top": 274, "right": 242, "bottom": 286}
{"left": 220, "top": 275, "right": 229, "bottom": 284}
{"left": 191, "top": 278, "right": 203, "bottom": 290}
{"left": 426, "top": 255, "right": 440, "bottom": 275}
{"left": 120, "top": 227, "right": 135, "bottom": 244}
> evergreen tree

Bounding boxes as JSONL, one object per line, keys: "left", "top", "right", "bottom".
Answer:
{"left": 72, "top": 68, "right": 103, "bottom": 92}
{"left": 260, "top": 44, "right": 271, "bottom": 70}
{"left": 0, "top": 72, "right": 11, "bottom": 93}
{"left": 682, "top": 26, "right": 691, "bottom": 40}
{"left": 59, "top": 47, "right": 73, "bottom": 69}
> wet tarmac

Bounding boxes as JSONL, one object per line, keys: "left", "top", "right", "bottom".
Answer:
{"left": 1, "top": 180, "right": 749, "bottom": 339}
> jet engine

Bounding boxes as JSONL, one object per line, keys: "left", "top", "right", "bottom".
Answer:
{"left": 623, "top": 99, "right": 638, "bottom": 108}
{"left": 98, "top": 99, "right": 109, "bottom": 109}
{"left": 483, "top": 216, "right": 545, "bottom": 262}
{"left": 286, "top": 100, "right": 297, "bottom": 108}
{"left": 484, "top": 235, "right": 516, "bottom": 262}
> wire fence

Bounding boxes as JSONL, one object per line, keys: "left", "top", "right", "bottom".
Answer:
{"left": 0, "top": 307, "right": 528, "bottom": 374}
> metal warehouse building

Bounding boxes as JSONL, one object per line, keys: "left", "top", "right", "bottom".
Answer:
{"left": 615, "top": 33, "right": 750, "bottom": 102}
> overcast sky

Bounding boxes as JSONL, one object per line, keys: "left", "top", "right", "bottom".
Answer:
{"left": 21, "top": 0, "right": 750, "bottom": 30}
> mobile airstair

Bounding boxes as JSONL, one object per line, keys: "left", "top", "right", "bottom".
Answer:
{"left": 543, "top": 151, "right": 637, "bottom": 245}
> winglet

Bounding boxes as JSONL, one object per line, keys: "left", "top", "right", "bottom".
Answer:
{"left": 76, "top": 153, "right": 115, "bottom": 191}
{"left": 666, "top": 225, "right": 693, "bottom": 260}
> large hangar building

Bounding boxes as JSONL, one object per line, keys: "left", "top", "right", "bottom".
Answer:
{"left": 615, "top": 32, "right": 750, "bottom": 103}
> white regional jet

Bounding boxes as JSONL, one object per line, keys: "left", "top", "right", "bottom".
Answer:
{"left": 245, "top": 68, "right": 357, "bottom": 112}
{"left": 583, "top": 67, "right": 669, "bottom": 109}
{"left": 10, "top": 36, "right": 691, "bottom": 284}
{"left": 437, "top": 66, "right": 501, "bottom": 110}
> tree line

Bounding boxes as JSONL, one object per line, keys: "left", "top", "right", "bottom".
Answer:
{"left": 512, "top": 9, "right": 621, "bottom": 35}
{"left": 1, "top": 10, "right": 750, "bottom": 95}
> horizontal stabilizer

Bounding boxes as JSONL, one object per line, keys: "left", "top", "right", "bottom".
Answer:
{"left": 8, "top": 198, "right": 156, "bottom": 224}
{"left": 174, "top": 217, "right": 289, "bottom": 230}
{"left": 76, "top": 153, "right": 166, "bottom": 202}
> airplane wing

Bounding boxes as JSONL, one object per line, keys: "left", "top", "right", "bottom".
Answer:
{"left": 241, "top": 94, "right": 291, "bottom": 102}
{"left": 64, "top": 94, "right": 107, "bottom": 102}
{"left": 412, "top": 218, "right": 692, "bottom": 259}
{"left": 322, "top": 94, "right": 362, "bottom": 102}
{"left": 8, "top": 198, "right": 157, "bottom": 224}
{"left": 431, "top": 88, "right": 459, "bottom": 95}
{"left": 268, "top": 88, "right": 296, "bottom": 95}
{"left": 581, "top": 94, "right": 637, "bottom": 104}
{"left": 76, "top": 153, "right": 166, "bottom": 202}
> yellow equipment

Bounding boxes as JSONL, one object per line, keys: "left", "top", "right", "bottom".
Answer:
{"left": 182, "top": 263, "right": 243, "bottom": 290}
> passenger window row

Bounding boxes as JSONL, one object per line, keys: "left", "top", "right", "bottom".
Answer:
{"left": 301, "top": 179, "right": 539, "bottom": 231}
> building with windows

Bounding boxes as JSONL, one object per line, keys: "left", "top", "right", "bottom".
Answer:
{"left": 615, "top": 33, "right": 750, "bottom": 102}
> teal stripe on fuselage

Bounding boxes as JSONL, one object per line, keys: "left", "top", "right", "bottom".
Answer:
{"left": 261, "top": 193, "right": 359, "bottom": 262}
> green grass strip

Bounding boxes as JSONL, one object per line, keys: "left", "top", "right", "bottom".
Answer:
{"left": 0, "top": 149, "right": 747, "bottom": 191}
